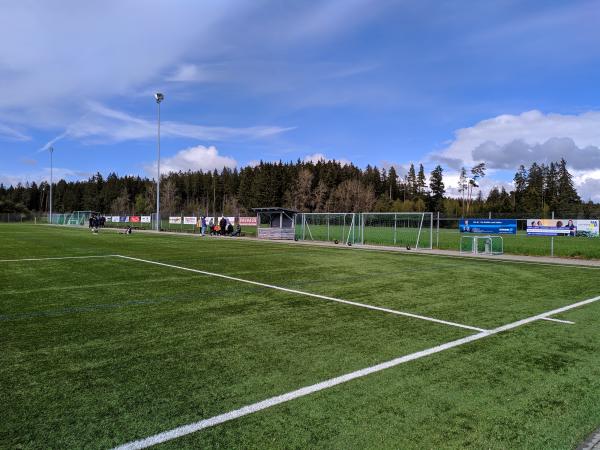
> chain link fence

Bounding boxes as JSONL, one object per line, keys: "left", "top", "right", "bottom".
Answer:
{"left": 4, "top": 209, "right": 599, "bottom": 259}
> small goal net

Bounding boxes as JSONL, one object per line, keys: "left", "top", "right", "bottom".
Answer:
{"left": 460, "top": 235, "right": 504, "bottom": 255}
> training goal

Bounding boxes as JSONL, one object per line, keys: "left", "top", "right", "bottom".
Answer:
{"left": 460, "top": 235, "right": 504, "bottom": 255}
{"left": 296, "top": 212, "right": 433, "bottom": 249}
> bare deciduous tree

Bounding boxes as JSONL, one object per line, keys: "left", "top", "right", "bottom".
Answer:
{"left": 110, "top": 187, "right": 130, "bottom": 214}
{"left": 160, "top": 178, "right": 179, "bottom": 216}
{"left": 328, "top": 179, "right": 375, "bottom": 212}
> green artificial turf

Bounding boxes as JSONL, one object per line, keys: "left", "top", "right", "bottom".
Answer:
{"left": 1, "top": 223, "right": 600, "bottom": 449}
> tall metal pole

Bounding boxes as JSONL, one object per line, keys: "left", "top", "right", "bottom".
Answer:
{"left": 551, "top": 210, "right": 554, "bottom": 257}
{"left": 155, "top": 93, "right": 164, "bottom": 231}
{"left": 49, "top": 147, "right": 53, "bottom": 224}
{"left": 436, "top": 211, "right": 440, "bottom": 249}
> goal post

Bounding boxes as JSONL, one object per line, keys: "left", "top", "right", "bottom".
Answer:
{"left": 296, "top": 213, "right": 358, "bottom": 245}
{"left": 360, "top": 212, "right": 433, "bottom": 249}
{"left": 460, "top": 235, "right": 504, "bottom": 255}
{"left": 295, "top": 211, "right": 433, "bottom": 249}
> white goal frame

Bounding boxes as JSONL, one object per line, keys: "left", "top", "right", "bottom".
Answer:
{"left": 460, "top": 235, "right": 504, "bottom": 256}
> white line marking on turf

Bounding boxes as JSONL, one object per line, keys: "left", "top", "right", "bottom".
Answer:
{"left": 113, "top": 294, "right": 600, "bottom": 450}
{"left": 115, "top": 255, "right": 487, "bottom": 332}
{"left": 541, "top": 317, "right": 575, "bottom": 325}
{"left": 0, "top": 255, "right": 117, "bottom": 262}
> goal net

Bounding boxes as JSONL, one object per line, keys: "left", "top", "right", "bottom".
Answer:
{"left": 460, "top": 235, "right": 504, "bottom": 255}
{"left": 297, "top": 213, "right": 358, "bottom": 245}
{"left": 295, "top": 212, "right": 433, "bottom": 249}
{"left": 360, "top": 212, "right": 433, "bottom": 249}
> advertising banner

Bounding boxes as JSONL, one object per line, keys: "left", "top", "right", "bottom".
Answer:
{"left": 169, "top": 216, "right": 182, "bottom": 224}
{"left": 183, "top": 216, "right": 197, "bottom": 225}
{"left": 527, "top": 219, "right": 576, "bottom": 236}
{"left": 459, "top": 219, "right": 517, "bottom": 234}
{"left": 140, "top": 215, "right": 151, "bottom": 223}
{"left": 130, "top": 216, "right": 140, "bottom": 223}
{"left": 574, "top": 219, "right": 599, "bottom": 237}
{"left": 105, "top": 216, "right": 112, "bottom": 223}
{"left": 120, "top": 216, "right": 128, "bottom": 223}
{"left": 112, "top": 216, "right": 121, "bottom": 223}
{"left": 239, "top": 216, "right": 258, "bottom": 226}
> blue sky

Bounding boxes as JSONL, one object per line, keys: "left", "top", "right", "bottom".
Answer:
{"left": 1, "top": 0, "right": 600, "bottom": 200}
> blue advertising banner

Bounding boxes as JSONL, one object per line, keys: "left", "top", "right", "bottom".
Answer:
{"left": 459, "top": 219, "right": 517, "bottom": 234}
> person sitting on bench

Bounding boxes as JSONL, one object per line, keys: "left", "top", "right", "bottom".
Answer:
{"left": 231, "top": 224, "right": 242, "bottom": 237}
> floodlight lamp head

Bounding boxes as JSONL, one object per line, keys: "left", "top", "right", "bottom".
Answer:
{"left": 154, "top": 92, "right": 164, "bottom": 103}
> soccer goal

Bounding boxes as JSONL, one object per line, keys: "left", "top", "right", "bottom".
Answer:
{"left": 460, "top": 235, "right": 504, "bottom": 255}
{"left": 295, "top": 212, "right": 433, "bottom": 249}
{"left": 360, "top": 212, "right": 433, "bottom": 249}
{"left": 298, "top": 213, "right": 358, "bottom": 245}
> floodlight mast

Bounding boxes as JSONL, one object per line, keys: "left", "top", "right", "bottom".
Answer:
{"left": 49, "top": 146, "right": 53, "bottom": 224}
{"left": 155, "top": 93, "right": 164, "bottom": 231}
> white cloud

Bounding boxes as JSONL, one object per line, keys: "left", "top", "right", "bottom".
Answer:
{"left": 577, "top": 177, "right": 600, "bottom": 203}
{"left": 0, "top": 2, "right": 239, "bottom": 121}
{"left": 0, "top": 167, "right": 91, "bottom": 187}
{"left": 0, "top": 123, "right": 31, "bottom": 141}
{"left": 0, "top": 1, "right": 387, "bottom": 132}
{"left": 435, "top": 110, "right": 600, "bottom": 169}
{"left": 303, "top": 152, "right": 351, "bottom": 166}
{"left": 166, "top": 64, "right": 211, "bottom": 83}
{"left": 380, "top": 161, "right": 410, "bottom": 177}
{"left": 573, "top": 170, "right": 600, "bottom": 203}
{"left": 432, "top": 110, "right": 600, "bottom": 200}
{"left": 443, "top": 171, "right": 513, "bottom": 199}
{"left": 40, "top": 102, "right": 292, "bottom": 148}
{"left": 145, "top": 145, "right": 237, "bottom": 176}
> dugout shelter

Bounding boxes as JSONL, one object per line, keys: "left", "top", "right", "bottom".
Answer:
{"left": 253, "top": 207, "right": 297, "bottom": 240}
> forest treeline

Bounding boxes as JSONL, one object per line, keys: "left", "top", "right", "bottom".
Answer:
{"left": 1, "top": 158, "right": 598, "bottom": 217}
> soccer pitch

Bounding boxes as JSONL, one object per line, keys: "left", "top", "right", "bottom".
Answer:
{"left": 2, "top": 224, "right": 600, "bottom": 449}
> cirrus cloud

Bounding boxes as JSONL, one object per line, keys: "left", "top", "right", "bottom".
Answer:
{"left": 40, "top": 102, "right": 292, "bottom": 150}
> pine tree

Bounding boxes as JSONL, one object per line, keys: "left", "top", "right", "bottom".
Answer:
{"left": 544, "top": 162, "right": 558, "bottom": 211}
{"left": 406, "top": 164, "right": 417, "bottom": 200}
{"left": 458, "top": 167, "right": 468, "bottom": 216}
{"left": 387, "top": 166, "right": 398, "bottom": 200}
{"left": 466, "top": 163, "right": 485, "bottom": 215}
{"left": 556, "top": 158, "right": 580, "bottom": 212}
{"left": 513, "top": 165, "right": 527, "bottom": 211}
{"left": 523, "top": 162, "right": 544, "bottom": 213}
{"left": 417, "top": 164, "right": 427, "bottom": 198}
{"left": 428, "top": 165, "right": 445, "bottom": 212}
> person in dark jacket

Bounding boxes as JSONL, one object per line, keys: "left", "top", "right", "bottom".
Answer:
{"left": 219, "top": 217, "right": 227, "bottom": 235}
{"left": 231, "top": 224, "right": 242, "bottom": 237}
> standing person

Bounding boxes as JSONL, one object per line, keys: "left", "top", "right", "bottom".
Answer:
{"left": 568, "top": 219, "right": 576, "bottom": 237}
{"left": 219, "top": 216, "right": 227, "bottom": 236}
{"left": 200, "top": 216, "right": 207, "bottom": 236}
{"left": 91, "top": 215, "right": 99, "bottom": 233}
